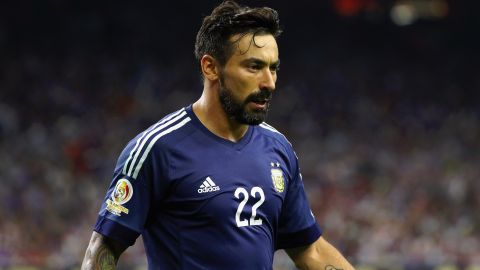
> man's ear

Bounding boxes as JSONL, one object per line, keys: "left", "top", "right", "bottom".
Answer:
{"left": 200, "top": 55, "right": 220, "bottom": 81}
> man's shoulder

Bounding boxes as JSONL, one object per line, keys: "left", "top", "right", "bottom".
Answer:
{"left": 116, "top": 107, "right": 194, "bottom": 178}
{"left": 132, "top": 107, "right": 191, "bottom": 142}
{"left": 256, "top": 122, "right": 293, "bottom": 148}
{"left": 123, "top": 108, "right": 192, "bottom": 153}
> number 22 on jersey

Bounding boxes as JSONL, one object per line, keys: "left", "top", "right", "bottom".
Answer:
{"left": 234, "top": 187, "right": 265, "bottom": 227}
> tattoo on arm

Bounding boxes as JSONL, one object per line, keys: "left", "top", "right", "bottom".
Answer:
{"left": 93, "top": 245, "right": 117, "bottom": 270}
{"left": 82, "top": 232, "right": 127, "bottom": 270}
{"left": 325, "top": 265, "right": 343, "bottom": 270}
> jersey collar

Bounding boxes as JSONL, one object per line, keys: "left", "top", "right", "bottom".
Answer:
{"left": 186, "top": 104, "right": 254, "bottom": 151}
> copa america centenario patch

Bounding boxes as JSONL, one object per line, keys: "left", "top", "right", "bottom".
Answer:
{"left": 111, "top": 178, "right": 133, "bottom": 205}
{"left": 106, "top": 178, "right": 133, "bottom": 216}
{"left": 271, "top": 168, "right": 285, "bottom": 193}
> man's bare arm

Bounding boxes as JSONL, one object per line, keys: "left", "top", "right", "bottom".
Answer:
{"left": 286, "top": 236, "right": 355, "bottom": 270}
{"left": 81, "top": 231, "right": 128, "bottom": 270}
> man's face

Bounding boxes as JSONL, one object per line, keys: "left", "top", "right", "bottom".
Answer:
{"left": 218, "top": 33, "right": 279, "bottom": 125}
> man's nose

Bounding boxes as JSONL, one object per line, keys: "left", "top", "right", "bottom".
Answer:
{"left": 259, "top": 69, "right": 276, "bottom": 91}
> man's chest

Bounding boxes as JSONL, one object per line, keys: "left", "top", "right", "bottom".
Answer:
{"left": 158, "top": 145, "right": 291, "bottom": 229}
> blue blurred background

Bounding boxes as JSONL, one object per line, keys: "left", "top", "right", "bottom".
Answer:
{"left": 0, "top": 0, "right": 479, "bottom": 269}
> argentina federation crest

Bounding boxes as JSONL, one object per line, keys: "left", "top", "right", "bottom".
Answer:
{"left": 271, "top": 168, "right": 285, "bottom": 193}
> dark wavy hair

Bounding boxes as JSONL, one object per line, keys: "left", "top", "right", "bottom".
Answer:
{"left": 195, "top": 0, "right": 281, "bottom": 67}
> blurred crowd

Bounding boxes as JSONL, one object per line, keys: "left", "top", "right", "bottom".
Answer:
{"left": 1, "top": 1, "right": 479, "bottom": 269}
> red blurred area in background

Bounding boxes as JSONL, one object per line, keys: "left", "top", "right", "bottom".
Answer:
{"left": 333, "top": 0, "right": 378, "bottom": 16}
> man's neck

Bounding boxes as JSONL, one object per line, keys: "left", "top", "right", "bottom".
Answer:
{"left": 192, "top": 93, "right": 248, "bottom": 143}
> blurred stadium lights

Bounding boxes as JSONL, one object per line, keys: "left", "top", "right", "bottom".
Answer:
{"left": 332, "top": 0, "right": 449, "bottom": 26}
{"left": 391, "top": 0, "right": 449, "bottom": 26}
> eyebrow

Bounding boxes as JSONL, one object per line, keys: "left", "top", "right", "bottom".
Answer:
{"left": 241, "top": 57, "right": 280, "bottom": 68}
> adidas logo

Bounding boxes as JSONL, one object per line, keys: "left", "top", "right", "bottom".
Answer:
{"left": 198, "top": 177, "right": 220, "bottom": 193}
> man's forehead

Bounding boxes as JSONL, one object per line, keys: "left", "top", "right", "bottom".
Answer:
{"left": 229, "top": 33, "right": 278, "bottom": 59}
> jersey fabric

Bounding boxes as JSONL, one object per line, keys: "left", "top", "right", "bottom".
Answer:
{"left": 94, "top": 105, "right": 322, "bottom": 270}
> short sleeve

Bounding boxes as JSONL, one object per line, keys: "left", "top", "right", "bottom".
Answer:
{"left": 94, "top": 134, "right": 169, "bottom": 246}
{"left": 276, "top": 148, "right": 322, "bottom": 250}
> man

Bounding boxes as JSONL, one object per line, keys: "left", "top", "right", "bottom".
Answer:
{"left": 81, "top": 1, "right": 355, "bottom": 269}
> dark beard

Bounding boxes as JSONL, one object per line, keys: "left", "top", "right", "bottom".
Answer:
{"left": 218, "top": 76, "right": 272, "bottom": 125}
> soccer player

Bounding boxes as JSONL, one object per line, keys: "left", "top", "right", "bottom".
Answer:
{"left": 81, "top": 1, "right": 355, "bottom": 269}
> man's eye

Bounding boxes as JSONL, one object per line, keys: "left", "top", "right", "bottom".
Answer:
{"left": 249, "top": 65, "right": 261, "bottom": 70}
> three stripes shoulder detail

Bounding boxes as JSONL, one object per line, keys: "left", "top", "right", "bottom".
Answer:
{"left": 259, "top": 122, "right": 280, "bottom": 134}
{"left": 122, "top": 108, "right": 191, "bottom": 179}
{"left": 259, "top": 122, "right": 293, "bottom": 147}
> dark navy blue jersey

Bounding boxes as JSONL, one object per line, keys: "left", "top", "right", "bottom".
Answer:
{"left": 94, "top": 105, "right": 322, "bottom": 270}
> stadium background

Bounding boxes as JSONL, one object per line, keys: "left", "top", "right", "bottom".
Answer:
{"left": 0, "top": 0, "right": 479, "bottom": 269}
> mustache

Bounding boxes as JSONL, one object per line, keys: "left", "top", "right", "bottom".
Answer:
{"left": 245, "top": 89, "right": 272, "bottom": 103}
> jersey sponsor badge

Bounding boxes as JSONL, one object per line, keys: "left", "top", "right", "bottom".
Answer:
{"left": 106, "top": 178, "right": 133, "bottom": 216}
{"left": 198, "top": 176, "right": 220, "bottom": 193}
{"left": 271, "top": 168, "right": 285, "bottom": 193}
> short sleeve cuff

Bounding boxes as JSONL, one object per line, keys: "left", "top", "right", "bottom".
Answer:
{"left": 94, "top": 215, "right": 140, "bottom": 247}
{"left": 276, "top": 223, "right": 322, "bottom": 250}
